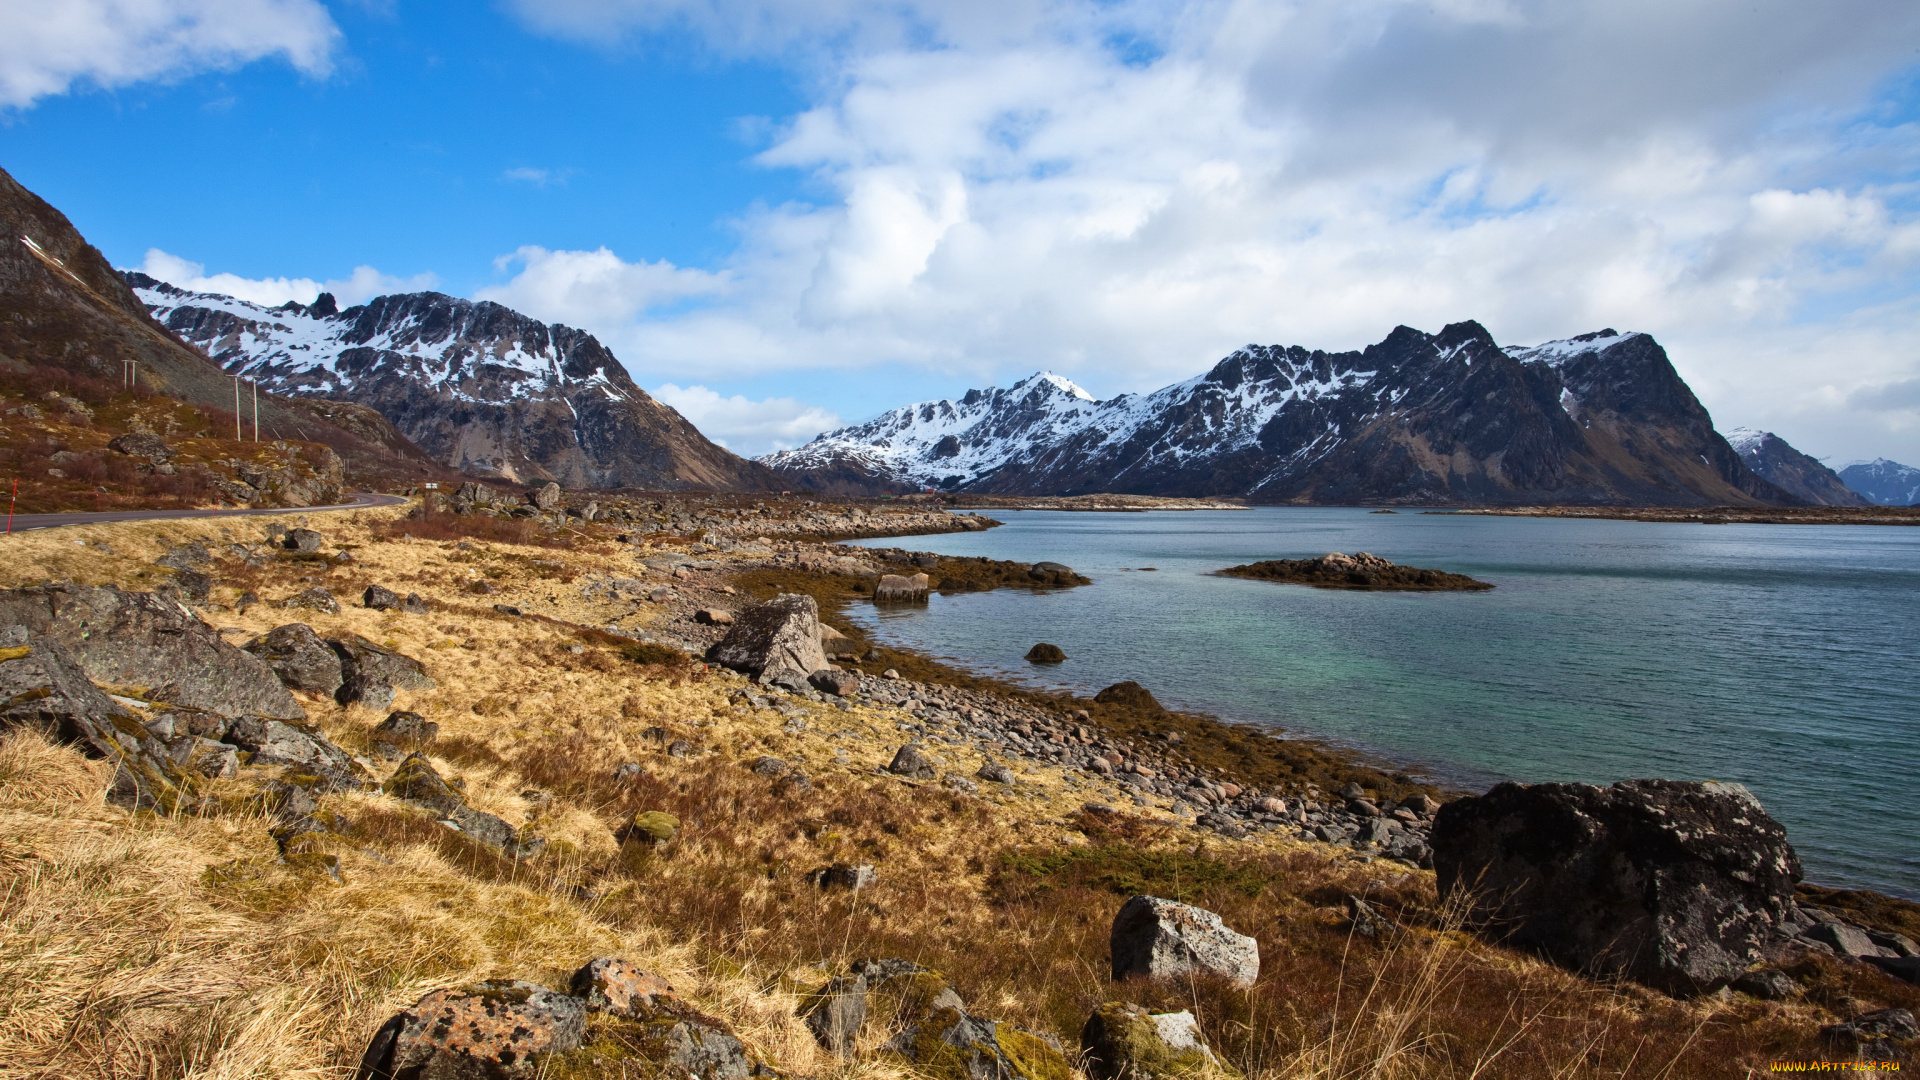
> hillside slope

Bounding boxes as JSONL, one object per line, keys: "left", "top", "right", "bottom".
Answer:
{"left": 0, "top": 166, "right": 449, "bottom": 489}
{"left": 765, "top": 324, "right": 1799, "bottom": 506}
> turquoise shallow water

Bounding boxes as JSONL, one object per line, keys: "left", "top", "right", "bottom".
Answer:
{"left": 844, "top": 509, "right": 1920, "bottom": 899}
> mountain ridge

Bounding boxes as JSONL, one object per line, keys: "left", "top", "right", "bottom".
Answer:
{"left": 1836, "top": 457, "right": 1920, "bottom": 506}
{"left": 128, "top": 275, "right": 786, "bottom": 493}
{"left": 1723, "top": 428, "right": 1869, "bottom": 507}
{"left": 764, "top": 322, "right": 1802, "bottom": 506}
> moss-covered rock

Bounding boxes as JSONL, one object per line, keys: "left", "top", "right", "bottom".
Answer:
{"left": 887, "top": 1005, "right": 1071, "bottom": 1080}
{"left": 624, "top": 810, "right": 680, "bottom": 846}
{"left": 1081, "top": 1002, "right": 1236, "bottom": 1080}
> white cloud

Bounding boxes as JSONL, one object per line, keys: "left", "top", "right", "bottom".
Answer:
{"left": 0, "top": 0, "right": 340, "bottom": 109}
{"left": 502, "top": 166, "right": 575, "bottom": 187}
{"left": 648, "top": 383, "right": 840, "bottom": 456}
{"left": 497, "top": 0, "right": 1920, "bottom": 464}
{"left": 137, "top": 248, "right": 438, "bottom": 307}
{"left": 476, "top": 246, "right": 725, "bottom": 330}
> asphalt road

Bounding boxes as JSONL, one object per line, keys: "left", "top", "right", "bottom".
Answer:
{"left": 2, "top": 492, "right": 409, "bottom": 533}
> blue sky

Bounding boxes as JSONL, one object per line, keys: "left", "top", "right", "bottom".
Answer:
{"left": 5, "top": 0, "right": 1920, "bottom": 463}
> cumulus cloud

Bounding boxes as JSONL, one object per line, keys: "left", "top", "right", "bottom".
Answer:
{"left": 648, "top": 383, "right": 841, "bottom": 455}
{"left": 137, "top": 249, "right": 437, "bottom": 307}
{"left": 495, "top": 0, "right": 1920, "bottom": 462}
{"left": 0, "top": 0, "right": 339, "bottom": 109}
{"left": 476, "top": 246, "right": 725, "bottom": 330}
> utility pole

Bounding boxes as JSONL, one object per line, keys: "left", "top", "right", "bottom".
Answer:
{"left": 232, "top": 376, "right": 241, "bottom": 441}
{"left": 252, "top": 380, "right": 259, "bottom": 441}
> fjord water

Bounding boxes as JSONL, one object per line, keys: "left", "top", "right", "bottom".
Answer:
{"left": 845, "top": 509, "right": 1920, "bottom": 898}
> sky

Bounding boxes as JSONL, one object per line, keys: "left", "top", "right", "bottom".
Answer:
{"left": 3, "top": 0, "right": 1919, "bottom": 464}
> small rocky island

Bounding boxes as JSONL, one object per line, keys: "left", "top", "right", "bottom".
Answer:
{"left": 1217, "top": 551, "right": 1494, "bottom": 591}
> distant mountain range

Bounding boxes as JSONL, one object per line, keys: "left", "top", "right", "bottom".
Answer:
{"left": 1835, "top": 458, "right": 1920, "bottom": 506}
{"left": 127, "top": 277, "right": 783, "bottom": 492}
{"left": 1723, "top": 428, "right": 1871, "bottom": 507}
{"left": 763, "top": 323, "right": 1807, "bottom": 506}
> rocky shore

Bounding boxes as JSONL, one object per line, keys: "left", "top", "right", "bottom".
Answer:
{"left": 1217, "top": 551, "right": 1494, "bottom": 591}
{"left": 0, "top": 492, "right": 1914, "bottom": 1077}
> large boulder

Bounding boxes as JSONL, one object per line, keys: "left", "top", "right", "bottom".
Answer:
{"left": 244, "top": 623, "right": 345, "bottom": 696}
{"left": 706, "top": 594, "right": 829, "bottom": 686}
{"left": 558, "top": 960, "right": 757, "bottom": 1080}
{"left": 1110, "top": 896, "right": 1259, "bottom": 987}
{"left": 354, "top": 980, "right": 586, "bottom": 1080}
{"left": 0, "top": 624, "right": 192, "bottom": 810}
{"left": 801, "top": 974, "right": 869, "bottom": 1058}
{"left": 569, "top": 958, "right": 680, "bottom": 1016}
{"left": 1430, "top": 779, "right": 1802, "bottom": 994}
{"left": 1082, "top": 1002, "right": 1233, "bottom": 1080}
{"left": 0, "top": 584, "right": 302, "bottom": 720}
{"left": 331, "top": 635, "right": 436, "bottom": 711}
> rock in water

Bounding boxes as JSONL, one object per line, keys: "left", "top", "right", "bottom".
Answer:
{"left": 1430, "top": 779, "right": 1802, "bottom": 994}
{"left": 1110, "top": 895, "right": 1259, "bottom": 987}
{"left": 1025, "top": 643, "right": 1067, "bottom": 663}
{"left": 874, "top": 573, "right": 931, "bottom": 603}
{"left": 354, "top": 980, "right": 586, "bottom": 1080}
{"left": 0, "top": 584, "right": 302, "bottom": 720}
{"left": 1094, "top": 682, "right": 1164, "bottom": 714}
{"left": 244, "top": 623, "right": 345, "bottom": 696}
{"left": 1081, "top": 1002, "right": 1232, "bottom": 1080}
{"left": 706, "top": 593, "right": 829, "bottom": 686}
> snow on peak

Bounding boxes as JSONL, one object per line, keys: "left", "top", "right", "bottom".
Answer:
{"left": 1722, "top": 427, "right": 1768, "bottom": 454}
{"left": 1025, "top": 371, "right": 1098, "bottom": 401}
{"left": 1503, "top": 329, "right": 1644, "bottom": 366}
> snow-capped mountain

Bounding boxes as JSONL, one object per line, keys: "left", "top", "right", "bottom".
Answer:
{"left": 1836, "top": 458, "right": 1920, "bottom": 506}
{"left": 1722, "top": 428, "right": 1868, "bottom": 506}
{"left": 765, "top": 322, "right": 1799, "bottom": 506}
{"left": 127, "top": 274, "right": 781, "bottom": 492}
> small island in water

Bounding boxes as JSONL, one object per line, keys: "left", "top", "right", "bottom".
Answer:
{"left": 1218, "top": 551, "right": 1495, "bottom": 591}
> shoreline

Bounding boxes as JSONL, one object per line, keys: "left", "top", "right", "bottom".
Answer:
{"left": 1434, "top": 504, "right": 1920, "bottom": 526}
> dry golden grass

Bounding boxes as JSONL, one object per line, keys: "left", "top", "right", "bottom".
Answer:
{"left": 0, "top": 502, "right": 1910, "bottom": 1078}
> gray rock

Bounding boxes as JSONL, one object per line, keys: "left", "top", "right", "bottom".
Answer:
{"left": 706, "top": 593, "right": 830, "bottom": 686}
{"left": 666, "top": 739, "right": 693, "bottom": 759}
{"left": 383, "top": 753, "right": 518, "bottom": 851}
{"left": 371, "top": 710, "right": 438, "bottom": 759}
{"left": 530, "top": 482, "right": 562, "bottom": 511}
{"left": 165, "top": 569, "right": 212, "bottom": 603}
{"left": 874, "top": 573, "right": 930, "bottom": 603}
{"left": 244, "top": 623, "right": 345, "bottom": 696}
{"left": 1338, "top": 782, "right": 1367, "bottom": 800}
{"left": 802, "top": 974, "right": 869, "bottom": 1058}
{"left": 284, "top": 528, "right": 324, "bottom": 554}
{"left": 812, "top": 863, "right": 877, "bottom": 891}
{"left": 107, "top": 432, "right": 174, "bottom": 462}
{"left": 809, "top": 669, "right": 859, "bottom": 696}
{"left": 223, "top": 716, "right": 353, "bottom": 771}
{"left": 400, "top": 592, "right": 431, "bottom": 614}
{"left": 362, "top": 585, "right": 402, "bottom": 610}
{"left": 569, "top": 957, "right": 680, "bottom": 1016}
{"left": 886, "top": 1004, "right": 1069, "bottom": 1080}
{"left": 887, "top": 744, "right": 937, "bottom": 780}
{"left": 750, "top": 755, "right": 790, "bottom": 776}
{"left": 1110, "top": 895, "right": 1259, "bottom": 987}
{"left": 613, "top": 762, "right": 646, "bottom": 781}
{"left": 0, "top": 584, "right": 302, "bottom": 720}
{"left": 1802, "top": 920, "right": 1892, "bottom": 959}
{"left": 1347, "top": 895, "right": 1391, "bottom": 938}
{"left": 1866, "top": 956, "right": 1920, "bottom": 985}
{"left": 283, "top": 586, "right": 339, "bottom": 614}
{"left": 1432, "top": 779, "right": 1802, "bottom": 995}
{"left": 331, "top": 635, "right": 435, "bottom": 709}
{"left": 354, "top": 980, "right": 585, "bottom": 1080}
{"left": 0, "top": 625, "right": 193, "bottom": 810}
{"left": 1730, "top": 969, "right": 1800, "bottom": 1000}
{"left": 977, "top": 762, "right": 1015, "bottom": 784}
{"left": 1081, "top": 1002, "right": 1224, "bottom": 1080}
{"left": 1822, "top": 1007, "right": 1919, "bottom": 1043}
